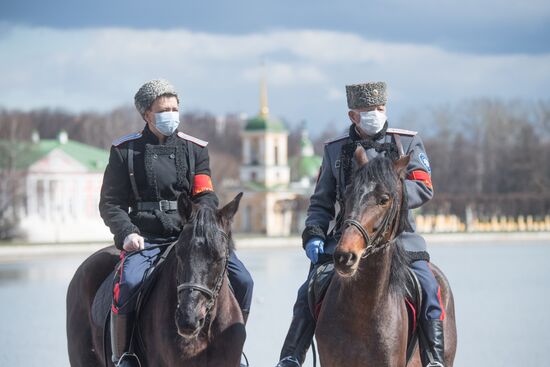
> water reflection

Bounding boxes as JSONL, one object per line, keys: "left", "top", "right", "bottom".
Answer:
{"left": 0, "top": 242, "right": 549, "bottom": 366}
{"left": 0, "top": 266, "right": 27, "bottom": 285}
{"left": 0, "top": 257, "right": 88, "bottom": 285}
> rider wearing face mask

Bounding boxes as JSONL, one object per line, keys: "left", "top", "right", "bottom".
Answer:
{"left": 100, "top": 79, "right": 254, "bottom": 367}
{"left": 275, "top": 82, "right": 446, "bottom": 367}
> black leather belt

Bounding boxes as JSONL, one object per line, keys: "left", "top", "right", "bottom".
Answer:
{"left": 131, "top": 200, "right": 178, "bottom": 212}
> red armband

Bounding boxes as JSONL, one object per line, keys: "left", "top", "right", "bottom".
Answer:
{"left": 193, "top": 174, "right": 214, "bottom": 196}
{"left": 406, "top": 170, "right": 433, "bottom": 190}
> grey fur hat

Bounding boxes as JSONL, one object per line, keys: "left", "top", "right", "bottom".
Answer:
{"left": 346, "top": 82, "right": 387, "bottom": 109}
{"left": 134, "top": 79, "right": 179, "bottom": 115}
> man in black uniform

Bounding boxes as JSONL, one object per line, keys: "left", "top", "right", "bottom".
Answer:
{"left": 99, "top": 79, "right": 253, "bottom": 367}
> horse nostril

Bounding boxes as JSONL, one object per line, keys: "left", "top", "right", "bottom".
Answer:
{"left": 336, "top": 251, "right": 356, "bottom": 267}
{"left": 335, "top": 253, "right": 345, "bottom": 266}
{"left": 345, "top": 252, "right": 357, "bottom": 266}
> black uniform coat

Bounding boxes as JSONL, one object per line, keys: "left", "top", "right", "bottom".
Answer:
{"left": 99, "top": 125, "right": 218, "bottom": 249}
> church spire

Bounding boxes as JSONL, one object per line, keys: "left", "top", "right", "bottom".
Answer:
{"left": 259, "top": 62, "right": 269, "bottom": 118}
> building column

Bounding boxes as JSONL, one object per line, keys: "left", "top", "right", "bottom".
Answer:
{"left": 26, "top": 176, "right": 36, "bottom": 217}
{"left": 43, "top": 178, "right": 51, "bottom": 222}
{"left": 243, "top": 138, "right": 250, "bottom": 165}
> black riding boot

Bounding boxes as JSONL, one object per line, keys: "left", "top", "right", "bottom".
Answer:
{"left": 420, "top": 319, "right": 445, "bottom": 367}
{"left": 240, "top": 311, "right": 250, "bottom": 367}
{"left": 110, "top": 311, "right": 138, "bottom": 367}
{"left": 275, "top": 313, "right": 315, "bottom": 367}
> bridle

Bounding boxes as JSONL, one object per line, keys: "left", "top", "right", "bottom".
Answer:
{"left": 176, "top": 230, "right": 231, "bottom": 330}
{"left": 343, "top": 190, "right": 401, "bottom": 259}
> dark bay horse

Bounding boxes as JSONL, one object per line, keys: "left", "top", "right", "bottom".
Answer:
{"left": 66, "top": 193, "right": 246, "bottom": 367}
{"left": 315, "top": 148, "right": 457, "bottom": 366}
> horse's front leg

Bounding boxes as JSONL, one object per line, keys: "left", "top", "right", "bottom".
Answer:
{"left": 206, "top": 319, "right": 246, "bottom": 367}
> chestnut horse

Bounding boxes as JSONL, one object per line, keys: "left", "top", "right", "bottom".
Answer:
{"left": 315, "top": 149, "right": 457, "bottom": 366}
{"left": 66, "top": 193, "right": 246, "bottom": 367}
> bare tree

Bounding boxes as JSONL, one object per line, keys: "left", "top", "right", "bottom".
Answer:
{"left": 2, "top": 99, "right": 549, "bottom": 222}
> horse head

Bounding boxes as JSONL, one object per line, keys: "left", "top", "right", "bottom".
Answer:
{"left": 333, "top": 146, "right": 411, "bottom": 277}
{"left": 174, "top": 192, "right": 243, "bottom": 338}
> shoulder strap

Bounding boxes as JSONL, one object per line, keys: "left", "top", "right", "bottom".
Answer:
{"left": 128, "top": 141, "right": 142, "bottom": 201}
{"left": 187, "top": 141, "right": 195, "bottom": 190}
{"left": 113, "top": 131, "right": 142, "bottom": 146}
{"left": 387, "top": 128, "right": 417, "bottom": 136}
{"left": 392, "top": 133, "right": 405, "bottom": 158}
{"left": 177, "top": 131, "right": 208, "bottom": 147}
{"left": 325, "top": 133, "right": 349, "bottom": 145}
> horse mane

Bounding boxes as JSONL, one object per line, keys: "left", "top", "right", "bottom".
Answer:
{"left": 349, "top": 156, "right": 412, "bottom": 296}
{"left": 188, "top": 205, "right": 235, "bottom": 254}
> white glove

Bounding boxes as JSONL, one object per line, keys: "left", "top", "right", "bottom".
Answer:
{"left": 123, "top": 233, "right": 144, "bottom": 252}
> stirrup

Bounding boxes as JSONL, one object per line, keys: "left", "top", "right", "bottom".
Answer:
{"left": 115, "top": 352, "right": 142, "bottom": 367}
{"left": 240, "top": 351, "right": 250, "bottom": 367}
{"left": 426, "top": 362, "right": 444, "bottom": 367}
{"left": 276, "top": 356, "right": 301, "bottom": 367}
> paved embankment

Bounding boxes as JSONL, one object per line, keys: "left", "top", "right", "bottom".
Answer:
{"left": 1, "top": 232, "right": 549, "bottom": 263}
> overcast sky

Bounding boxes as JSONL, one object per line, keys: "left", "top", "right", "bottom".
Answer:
{"left": 1, "top": 0, "right": 549, "bottom": 132}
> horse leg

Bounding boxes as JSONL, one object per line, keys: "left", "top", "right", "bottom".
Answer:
{"left": 67, "top": 269, "right": 102, "bottom": 366}
{"left": 205, "top": 324, "right": 246, "bottom": 367}
{"left": 206, "top": 288, "right": 246, "bottom": 367}
{"left": 317, "top": 276, "right": 409, "bottom": 367}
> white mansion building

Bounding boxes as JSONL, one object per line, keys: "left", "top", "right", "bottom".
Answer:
{"left": 0, "top": 131, "right": 112, "bottom": 242}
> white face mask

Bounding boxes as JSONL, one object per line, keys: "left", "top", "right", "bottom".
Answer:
{"left": 154, "top": 111, "right": 180, "bottom": 136}
{"left": 359, "top": 110, "right": 387, "bottom": 135}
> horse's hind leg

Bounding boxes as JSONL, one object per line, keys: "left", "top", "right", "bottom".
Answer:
{"left": 67, "top": 271, "right": 105, "bottom": 366}
{"left": 67, "top": 247, "right": 118, "bottom": 366}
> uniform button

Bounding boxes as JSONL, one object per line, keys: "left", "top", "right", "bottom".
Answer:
{"left": 169, "top": 153, "right": 175, "bottom": 159}
{"left": 153, "top": 154, "right": 158, "bottom": 159}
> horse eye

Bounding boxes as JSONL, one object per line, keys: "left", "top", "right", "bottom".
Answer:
{"left": 378, "top": 194, "right": 390, "bottom": 205}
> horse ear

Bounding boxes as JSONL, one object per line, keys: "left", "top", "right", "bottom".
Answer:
{"left": 178, "top": 192, "right": 196, "bottom": 222}
{"left": 219, "top": 192, "right": 243, "bottom": 221}
{"left": 393, "top": 153, "right": 411, "bottom": 179}
{"left": 354, "top": 146, "right": 369, "bottom": 168}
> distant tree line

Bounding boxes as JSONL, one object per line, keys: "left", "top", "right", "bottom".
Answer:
{"left": 406, "top": 99, "right": 550, "bottom": 220}
{"left": 1, "top": 99, "right": 549, "bottom": 223}
{"left": 0, "top": 107, "right": 245, "bottom": 188}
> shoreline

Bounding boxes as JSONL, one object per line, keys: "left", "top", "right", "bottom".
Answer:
{"left": 236, "top": 231, "right": 550, "bottom": 247}
{"left": 0, "top": 231, "right": 549, "bottom": 263}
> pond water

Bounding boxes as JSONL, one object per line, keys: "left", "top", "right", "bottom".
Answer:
{"left": 0, "top": 239, "right": 549, "bottom": 366}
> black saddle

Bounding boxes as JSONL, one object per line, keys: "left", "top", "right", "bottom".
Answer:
{"left": 307, "top": 260, "right": 334, "bottom": 321}
{"left": 91, "top": 269, "right": 116, "bottom": 327}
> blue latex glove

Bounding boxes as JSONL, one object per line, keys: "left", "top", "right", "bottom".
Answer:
{"left": 305, "top": 238, "right": 325, "bottom": 264}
